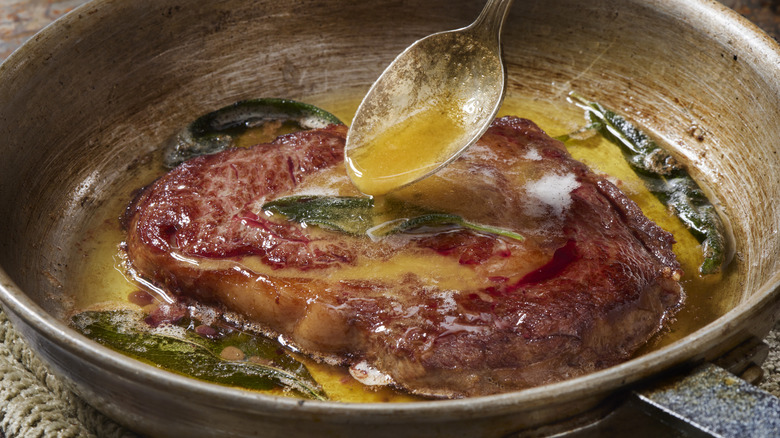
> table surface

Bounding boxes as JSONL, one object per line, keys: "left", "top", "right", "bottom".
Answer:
{"left": 0, "top": 0, "right": 779, "bottom": 428}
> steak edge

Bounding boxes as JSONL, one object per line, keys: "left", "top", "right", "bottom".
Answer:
{"left": 123, "top": 117, "right": 684, "bottom": 398}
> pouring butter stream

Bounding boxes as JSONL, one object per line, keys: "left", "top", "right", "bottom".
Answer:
{"left": 345, "top": 0, "right": 514, "bottom": 196}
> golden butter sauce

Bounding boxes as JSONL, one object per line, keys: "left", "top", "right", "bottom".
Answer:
{"left": 346, "top": 99, "right": 470, "bottom": 196}
{"left": 71, "top": 90, "right": 738, "bottom": 402}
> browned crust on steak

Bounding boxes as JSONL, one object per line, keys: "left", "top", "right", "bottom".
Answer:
{"left": 124, "top": 117, "right": 684, "bottom": 398}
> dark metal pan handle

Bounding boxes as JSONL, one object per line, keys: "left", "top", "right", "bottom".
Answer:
{"left": 511, "top": 338, "right": 780, "bottom": 437}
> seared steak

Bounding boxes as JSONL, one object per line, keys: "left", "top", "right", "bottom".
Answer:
{"left": 123, "top": 117, "right": 683, "bottom": 398}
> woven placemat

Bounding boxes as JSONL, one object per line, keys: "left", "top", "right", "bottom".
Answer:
{"left": 0, "top": 310, "right": 135, "bottom": 438}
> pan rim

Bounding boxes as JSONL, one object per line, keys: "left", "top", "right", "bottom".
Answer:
{"left": 0, "top": 0, "right": 778, "bottom": 422}
{"left": 2, "top": 265, "right": 779, "bottom": 418}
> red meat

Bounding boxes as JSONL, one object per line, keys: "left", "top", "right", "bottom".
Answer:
{"left": 123, "top": 117, "right": 683, "bottom": 398}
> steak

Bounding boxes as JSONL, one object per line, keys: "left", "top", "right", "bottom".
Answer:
{"left": 123, "top": 117, "right": 684, "bottom": 398}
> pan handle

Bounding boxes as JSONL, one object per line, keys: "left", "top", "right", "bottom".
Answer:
{"left": 630, "top": 336, "right": 780, "bottom": 437}
{"left": 632, "top": 361, "right": 780, "bottom": 437}
{"left": 527, "top": 338, "right": 780, "bottom": 437}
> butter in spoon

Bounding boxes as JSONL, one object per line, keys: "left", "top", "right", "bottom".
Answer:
{"left": 345, "top": 0, "right": 514, "bottom": 196}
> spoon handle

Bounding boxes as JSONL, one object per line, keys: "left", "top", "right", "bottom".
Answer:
{"left": 469, "top": 0, "right": 515, "bottom": 42}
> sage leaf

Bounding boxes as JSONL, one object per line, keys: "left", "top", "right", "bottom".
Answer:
{"left": 164, "top": 98, "right": 343, "bottom": 168}
{"left": 262, "top": 196, "right": 375, "bottom": 235}
{"left": 262, "top": 195, "right": 523, "bottom": 242}
{"left": 567, "top": 93, "right": 728, "bottom": 275}
{"left": 72, "top": 310, "right": 326, "bottom": 400}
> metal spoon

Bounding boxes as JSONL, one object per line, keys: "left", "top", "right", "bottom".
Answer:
{"left": 345, "top": 0, "right": 514, "bottom": 196}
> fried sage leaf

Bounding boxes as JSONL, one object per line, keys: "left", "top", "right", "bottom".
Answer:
{"left": 264, "top": 196, "right": 375, "bottom": 235}
{"left": 164, "top": 98, "right": 342, "bottom": 168}
{"left": 262, "top": 195, "right": 524, "bottom": 242}
{"left": 72, "top": 310, "right": 326, "bottom": 400}
{"left": 568, "top": 93, "right": 728, "bottom": 275}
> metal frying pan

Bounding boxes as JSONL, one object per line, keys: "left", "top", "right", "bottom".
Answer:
{"left": 0, "top": 0, "right": 779, "bottom": 436}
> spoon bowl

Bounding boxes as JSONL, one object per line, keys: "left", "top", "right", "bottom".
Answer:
{"left": 345, "top": 0, "right": 514, "bottom": 196}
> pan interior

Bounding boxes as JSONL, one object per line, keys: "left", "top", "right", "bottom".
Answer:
{"left": 0, "top": 0, "right": 777, "bottom": 413}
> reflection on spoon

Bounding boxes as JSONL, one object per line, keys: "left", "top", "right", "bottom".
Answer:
{"left": 345, "top": 0, "right": 515, "bottom": 196}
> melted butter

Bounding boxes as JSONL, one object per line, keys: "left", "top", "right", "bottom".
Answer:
{"left": 346, "top": 99, "right": 470, "bottom": 196}
{"left": 197, "top": 249, "right": 491, "bottom": 292}
{"left": 296, "top": 354, "right": 419, "bottom": 403}
{"left": 71, "top": 92, "right": 739, "bottom": 402}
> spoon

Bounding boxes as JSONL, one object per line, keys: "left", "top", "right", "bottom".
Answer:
{"left": 345, "top": 0, "right": 515, "bottom": 196}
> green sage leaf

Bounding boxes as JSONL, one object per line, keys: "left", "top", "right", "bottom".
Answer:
{"left": 262, "top": 196, "right": 375, "bottom": 235}
{"left": 71, "top": 310, "right": 326, "bottom": 400}
{"left": 262, "top": 195, "right": 523, "bottom": 242}
{"left": 567, "top": 93, "right": 728, "bottom": 275}
{"left": 164, "top": 98, "right": 343, "bottom": 168}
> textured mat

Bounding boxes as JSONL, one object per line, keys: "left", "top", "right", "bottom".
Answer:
{"left": 0, "top": 310, "right": 134, "bottom": 438}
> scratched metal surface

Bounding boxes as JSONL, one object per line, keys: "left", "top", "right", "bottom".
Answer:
{"left": 0, "top": 0, "right": 778, "bottom": 435}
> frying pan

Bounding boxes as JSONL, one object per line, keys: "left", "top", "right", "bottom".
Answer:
{"left": 0, "top": 0, "right": 779, "bottom": 436}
